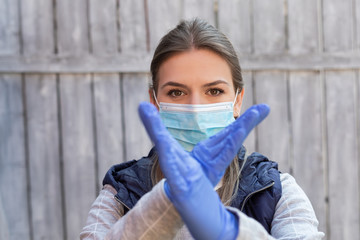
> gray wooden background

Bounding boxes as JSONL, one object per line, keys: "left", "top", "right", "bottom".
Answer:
{"left": 0, "top": 0, "right": 359, "bottom": 239}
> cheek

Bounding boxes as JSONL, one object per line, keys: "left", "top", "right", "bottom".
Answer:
{"left": 156, "top": 91, "right": 170, "bottom": 102}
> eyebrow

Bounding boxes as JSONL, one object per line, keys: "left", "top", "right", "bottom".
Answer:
{"left": 160, "top": 80, "right": 230, "bottom": 89}
{"left": 160, "top": 81, "right": 189, "bottom": 89}
{"left": 202, "top": 79, "right": 230, "bottom": 88}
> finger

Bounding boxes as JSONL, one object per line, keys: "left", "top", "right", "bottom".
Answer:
{"left": 138, "top": 102, "right": 204, "bottom": 197}
{"left": 205, "top": 104, "right": 270, "bottom": 148}
{"left": 237, "top": 104, "right": 270, "bottom": 135}
{"left": 209, "top": 104, "right": 270, "bottom": 158}
{"left": 138, "top": 101, "right": 189, "bottom": 173}
{"left": 191, "top": 104, "right": 269, "bottom": 185}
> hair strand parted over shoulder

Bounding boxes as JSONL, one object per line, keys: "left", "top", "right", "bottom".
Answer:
{"left": 150, "top": 18, "right": 244, "bottom": 94}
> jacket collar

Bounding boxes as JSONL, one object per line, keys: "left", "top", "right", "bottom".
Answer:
{"left": 230, "top": 148, "right": 278, "bottom": 208}
{"left": 103, "top": 148, "right": 157, "bottom": 210}
{"left": 103, "top": 146, "right": 278, "bottom": 211}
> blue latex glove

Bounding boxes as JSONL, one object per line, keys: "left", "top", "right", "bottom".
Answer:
{"left": 138, "top": 102, "right": 270, "bottom": 240}
{"left": 191, "top": 104, "right": 269, "bottom": 186}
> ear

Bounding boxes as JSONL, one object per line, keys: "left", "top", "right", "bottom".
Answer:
{"left": 233, "top": 88, "right": 245, "bottom": 118}
{"left": 148, "top": 88, "right": 159, "bottom": 110}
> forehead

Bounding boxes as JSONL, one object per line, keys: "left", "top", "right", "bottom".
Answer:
{"left": 157, "top": 49, "right": 233, "bottom": 88}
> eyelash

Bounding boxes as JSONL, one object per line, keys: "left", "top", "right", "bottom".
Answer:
{"left": 207, "top": 88, "right": 225, "bottom": 96}
{"left": 166, "top": 88, "right": 225, "bottom": 97}
{"left": 167, "top": 89, "right": 184, "bottom": 97}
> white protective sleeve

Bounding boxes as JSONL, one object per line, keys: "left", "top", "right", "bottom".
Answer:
{"left": 80, "top": 174, "right": 325, "bottom": 240}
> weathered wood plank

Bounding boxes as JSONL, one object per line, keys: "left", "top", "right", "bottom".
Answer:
{"left": 59, "top": 74, "right": 97, "bottom": 240}
{"left": 88, "top": 0, "right": 118, "bottom": 55}
{"left": 88, "top": 0, "right": 124, "bottom": 184}
{"left": 326, "top": 70, "right": 359, "bottom": 240}
{"left": 20, "top": 0, "right": 54, "bottom": 56}
{"left": 289, "top": 71, "right": 326, "bottom": 234}
{"left": 56, "top": 0, "right": 89, "bottom": 55}
{"left": 241, "top": 71, "right": 256, "bottom": 153}
{"left": 323, "top": 0, "right": 353, "bottom": 51}
{"left": 218, "top": 0, "right": 252, "bottom": 54}
{"left": 4, "top": 52, "right": 360, "bottom": 73}
{"left": 182, "top": 0, "right": 215, "bottom": 25}
{"left": 56, "top": 1, "right": 95, "bottom": 237}
{"left": 0, "top": 74, "right": 30, "bottom": 239}
{"left": 93, "top": 74, "right": 124, "bottom": 186}
{"left": 119, "top": 0, "right": 147, "bottom": 53}
{"left": 20, "top": 1, "right": 63, "bottom": 238}
{"left": 287, "top": 1, "right": 326, "bottom": 233}
{"left": 24, "top": 74, "right": 64, "bottom": 239}
{"left": 147, "top": 0, "right": 182, "bottom": 50}
{"left": 287, "top": 0, "right": 319, "bottom": 54}
{"left": 252, "top": 0, "right": 286, "bottom": 54}
{"left": 118, "top": 0, "right": 152, "bottom": 163}
{"left": 122, "top": 73, "right": 152, "bottom": 161}
{"left": 254, "top": 71, "right": 290, "bottom": 172}
{"left": 0, "top": 193, "right": 9, "bottom": 239}
{"left": 0, "top": 0, "right": 20, "bottom": 55}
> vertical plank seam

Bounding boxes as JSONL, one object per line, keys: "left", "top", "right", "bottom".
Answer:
{"left": 143, "top": 0, "right": 151, "bottom": 52}
{"left": 52, "top": 0, "right": 59, "bottom": 54}
{"left": 179, "top": 0, "right": 184, "bottom": 21}
{"left": 317, "top": 0, "right": 324, "bottom": 52}
{"left": 22, "top": 75, "right": 34, "bottom": 240}
{"left": 86, "top": 0, "right": 93, "bottom": 54}
{"left": 56, "top": 75, "right": 68, "bottom": 240}
{"left": 120, "top": 73, "right": 127, "bottom": 161}
{"left": 283, "top": 0, "right": 289, "bottom": 52}
{"left": 355, "top": 70, "right": 360, "bottom": 240}
{"left": 17, "top": 0, "right": 23, "bottom": 55}
{"left": 352, "top": 0, "right": 358, "bottom": 51}
{"left": 248, "top": 71, "right": 256, "bottom": 151}
{"left": 214, "top": 0, "right": 219, "bottom": 29}
{"left": 320, "top": 69, "right": 330, "bottom": 238}
{"left": 249, "top": 0, "right": 255, "bottom": 54}
{"left": 90, "top": 75, "right": 100, "bottom": 194}
{"left": 286, "top": 71, "right": 294, "bottom": 175}
{"left": 116, "top": 0, "right": 121, "bottom": 52}
{"left": 252, "top": 71, "right": 259, "bottom": 151}
{"left": 318, "top": 10, "right": 327, "bottom": 234}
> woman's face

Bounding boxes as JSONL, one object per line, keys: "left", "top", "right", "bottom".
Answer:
{"left": 150, "top": 48, "right": 244, "bottom": 117}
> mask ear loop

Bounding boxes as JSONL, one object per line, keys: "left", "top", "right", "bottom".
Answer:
{"left": 233, "top": 88, "right": 241, "bottom": 117}
{"left": 233, "top": 88, "right": 239, "bottom": 106}
{"left": 152, "top": 89, "right": 160, "bottom": 108}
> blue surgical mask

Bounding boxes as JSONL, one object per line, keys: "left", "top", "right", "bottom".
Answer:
{"left": 153, "top": 90, "right": 239, "bottom": 151}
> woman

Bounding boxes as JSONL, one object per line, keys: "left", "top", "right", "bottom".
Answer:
{"left": 80, "top": 19, "right": 324, "bottom": 239}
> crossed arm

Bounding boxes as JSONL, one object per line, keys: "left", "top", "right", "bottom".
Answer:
{"left": 138, "top": 102, "right": 270, "bottom": 240}
{"left": 80, "top": 102, "right": 324, "bottom": 240}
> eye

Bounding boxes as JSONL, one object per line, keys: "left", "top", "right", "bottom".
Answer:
{"left": 167, "top": 89, "right": 185, "bottom": 97}
{"left": 207, "top": 88, "right": 224, "bottom": 96}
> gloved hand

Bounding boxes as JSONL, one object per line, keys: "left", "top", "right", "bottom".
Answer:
{"left": 191, "top": 104, "right": 269, "bottom": 186}
{"left": 138, "top": 102, "right": 269, "bottom": 240}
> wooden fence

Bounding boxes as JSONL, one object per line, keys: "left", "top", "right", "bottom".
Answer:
{"left": 0, "top": 0, "right": 359, "bottom": 239}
